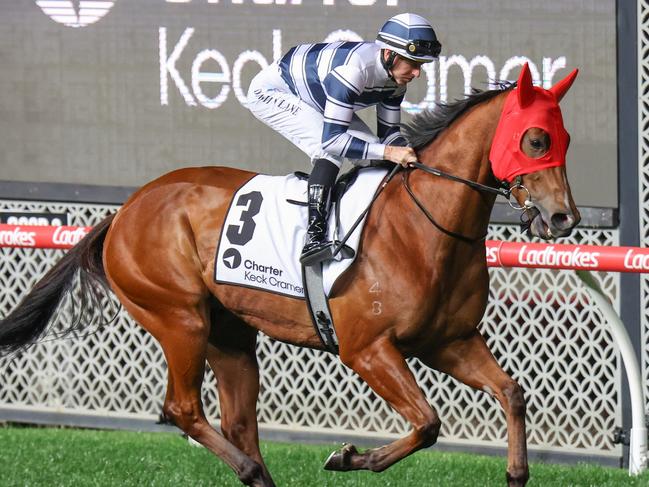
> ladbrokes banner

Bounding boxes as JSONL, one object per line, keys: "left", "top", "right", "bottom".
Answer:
{"left": 0, "top": 1, "right": 616, "bottom": 207}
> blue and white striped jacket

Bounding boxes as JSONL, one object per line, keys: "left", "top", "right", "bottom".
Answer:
{"left": 278, "top": 41, "right": 408, "bottom": 161}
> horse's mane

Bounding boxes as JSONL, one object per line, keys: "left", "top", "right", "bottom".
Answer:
{"left": 402, "top": 82, "right": 514, "bottom": 150}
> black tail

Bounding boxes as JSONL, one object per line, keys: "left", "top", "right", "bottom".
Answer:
{"left": 0, "top": 213, "right": 116, "bottom": 357}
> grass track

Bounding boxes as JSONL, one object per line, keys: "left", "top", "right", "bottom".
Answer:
{"left": 0, "top": 426, "right": 647, "bottom": 486}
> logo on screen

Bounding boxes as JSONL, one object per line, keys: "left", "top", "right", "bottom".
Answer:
{"left": 36, "top": 1, "right": 115, "bottom": 28}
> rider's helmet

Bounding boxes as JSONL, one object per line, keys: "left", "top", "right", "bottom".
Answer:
{"left": 376, "top": 13, "right": 441, "bottom": 63}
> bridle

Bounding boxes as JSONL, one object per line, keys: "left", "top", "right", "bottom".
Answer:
{"left": 403, "top": 162, "right": 537, "bottom": 244}
{"left": 330, "top": 162, "right": 536, "bottom": 258}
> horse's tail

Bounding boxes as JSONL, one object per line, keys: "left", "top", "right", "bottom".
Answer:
{"left": 0, "top": 213, "right": 116, "bottom": 357}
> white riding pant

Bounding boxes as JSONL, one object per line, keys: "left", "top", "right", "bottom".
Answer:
{"left": 246, "top": 63, "right": 379, "bottom": 168}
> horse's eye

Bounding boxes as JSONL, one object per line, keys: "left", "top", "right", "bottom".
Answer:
{"left": 530, "top": 139, "right": 543, "bottom": 150}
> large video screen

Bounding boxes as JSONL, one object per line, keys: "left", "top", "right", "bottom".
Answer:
{"left": 0, "top": 1, "right": 617, "bottom": 207}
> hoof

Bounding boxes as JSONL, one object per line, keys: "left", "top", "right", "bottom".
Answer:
{"left": 506, "top": 469, "right": 529, "bottom": 487}
{"left": 323, "top": 443, "right": 358, "bottom": 471}
{"left": 238, "top": 460, "right": 265, "bottom": 486}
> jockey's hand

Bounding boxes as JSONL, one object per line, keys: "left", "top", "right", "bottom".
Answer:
{"left": 384, "top": 146, "right": 417, "bottom": 167}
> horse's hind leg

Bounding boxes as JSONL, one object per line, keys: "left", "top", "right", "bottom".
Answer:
{"left": 325, "top": 336, "right": 441, "bottom": 472}
{"left": 206, "top": 303, "right": 276, "bottom": 487}
{"left": 120, "top": 299, "right": 270, "bottom": 487}
{"left": 423, "top": 330, "right": 529, "bottom": 487}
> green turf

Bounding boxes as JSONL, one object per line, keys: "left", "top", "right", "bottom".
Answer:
{"left": 0, "top": 426, "right": 647, "bottom": 486}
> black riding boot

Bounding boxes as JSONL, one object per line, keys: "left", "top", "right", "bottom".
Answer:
{"left": 300, "top": 159, "right": 339, "bottom": 266}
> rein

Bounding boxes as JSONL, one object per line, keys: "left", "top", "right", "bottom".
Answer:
{"left": 409, "top": 162, "right": 511, "bottom": 198}
{"left": 331, "top": 163, "right": 402, "bottom": 258}
{"left": 331, "top": 160, "right": 536, "bottom": 257}
{"left": 405, "top": 162, "right": 534, "bottom": 243}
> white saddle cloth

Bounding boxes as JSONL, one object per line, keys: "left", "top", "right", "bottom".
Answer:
{"left": 215, "top": 167, "right": 388, "bottom": 298}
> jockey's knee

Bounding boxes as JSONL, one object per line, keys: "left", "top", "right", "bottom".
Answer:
{"left": 311, "top": 153, "right": 342, "bottom": 168}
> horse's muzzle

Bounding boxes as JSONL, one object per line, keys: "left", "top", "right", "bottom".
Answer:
{"left": 529, "top": 209, "right": 580, "bottom": 240}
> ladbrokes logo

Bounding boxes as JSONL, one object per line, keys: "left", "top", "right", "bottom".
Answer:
{"left": 0, "top": 227, "right": 37, "bottom": 247}
{"left": 36, "top": 1, "right": 115, "bottom": 28}
{"left": 52, "top": 227, "right": 89, "bottom": 246}
{"left": 623, "top": 249, "right": 649, "bottom": 271}
{"left": 517, "top": 245, "right": 600, "bottom": 269}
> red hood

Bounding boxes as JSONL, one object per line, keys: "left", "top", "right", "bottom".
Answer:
{"left": 489, "top": 63, "right": 578, "bottom": 183}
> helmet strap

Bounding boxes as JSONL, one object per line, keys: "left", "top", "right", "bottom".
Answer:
{"left": 380, "top": 49, "right": 398, "bottom": 80}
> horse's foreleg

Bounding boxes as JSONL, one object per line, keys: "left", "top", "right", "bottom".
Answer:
{"left": 422, "top": 331, "right": 529, "bottom": 487}
{"left": 325, "top": 336, "right": 441, "bottom": 472}
{"left": 206, "top": 312, "right": 276, "bottom": 487}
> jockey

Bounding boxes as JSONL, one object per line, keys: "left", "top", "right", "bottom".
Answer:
{"left": 247, "top": 13, "right": 441, "bottom": 266}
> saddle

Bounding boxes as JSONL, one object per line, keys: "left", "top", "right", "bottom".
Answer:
{"left": 214, "top": 164, "right": 395, "bottom": 353}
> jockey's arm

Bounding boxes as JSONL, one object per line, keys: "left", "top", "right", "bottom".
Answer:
{"left": 321, "top": 67, "right": 417, "bottom": 167}
{"left": 321, "top": 67, "right": 387, "bottom": 162}
{"left": 377, "top": 91, "right": 417, "bottom": 166}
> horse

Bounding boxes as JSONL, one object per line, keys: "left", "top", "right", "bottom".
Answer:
{"left": 0, "top": 63, "right": 580, "bottom": 487}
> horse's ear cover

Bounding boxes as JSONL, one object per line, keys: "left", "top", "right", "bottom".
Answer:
{"left": 517, "top": 63, "right": 535, "bottom": 108}
{"left": 489, "top": 63, "right": 579, "bottom": 182}
{"left": 550, "top": 68, "right": 579, "bottom": 103}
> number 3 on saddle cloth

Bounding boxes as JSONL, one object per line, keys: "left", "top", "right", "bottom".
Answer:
{"left": 214, "top": 166, "right": 388, "bottom": 299}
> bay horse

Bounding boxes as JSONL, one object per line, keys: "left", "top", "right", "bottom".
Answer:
{"left": 0, "top": 64, "right": 580, "bottom": 487}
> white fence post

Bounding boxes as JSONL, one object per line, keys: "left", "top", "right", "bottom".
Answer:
{"left": 576, "top": 270, "right": 648, "bottom": 475}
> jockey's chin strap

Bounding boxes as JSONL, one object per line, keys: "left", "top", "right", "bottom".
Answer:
{"left": 380, "top": 49, "right": 398, "bottom": 81}
{"left": 405, "top": 161, "right": 537, "bottom": 242}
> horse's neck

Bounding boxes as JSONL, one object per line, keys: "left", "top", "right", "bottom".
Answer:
{"left": 400, "top": 93, "right": 507, "bottom": 251}
{"left": 421, "top": 93, "right": 505, "bottom": 188}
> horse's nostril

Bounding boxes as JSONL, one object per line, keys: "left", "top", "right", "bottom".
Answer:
{"left": 550, "top": 213, "right": 574, "bottom": 231}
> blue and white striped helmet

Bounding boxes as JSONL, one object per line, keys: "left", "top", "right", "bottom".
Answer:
{"left": 376, "top": 13, "right": 441, "bottom": 63}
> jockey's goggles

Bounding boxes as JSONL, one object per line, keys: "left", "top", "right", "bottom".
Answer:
{"left": 377, "top": 34, "right": 441, "bottom": 59}
{"left": 404, "top": 39, "right": 441, "bottom": 58}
